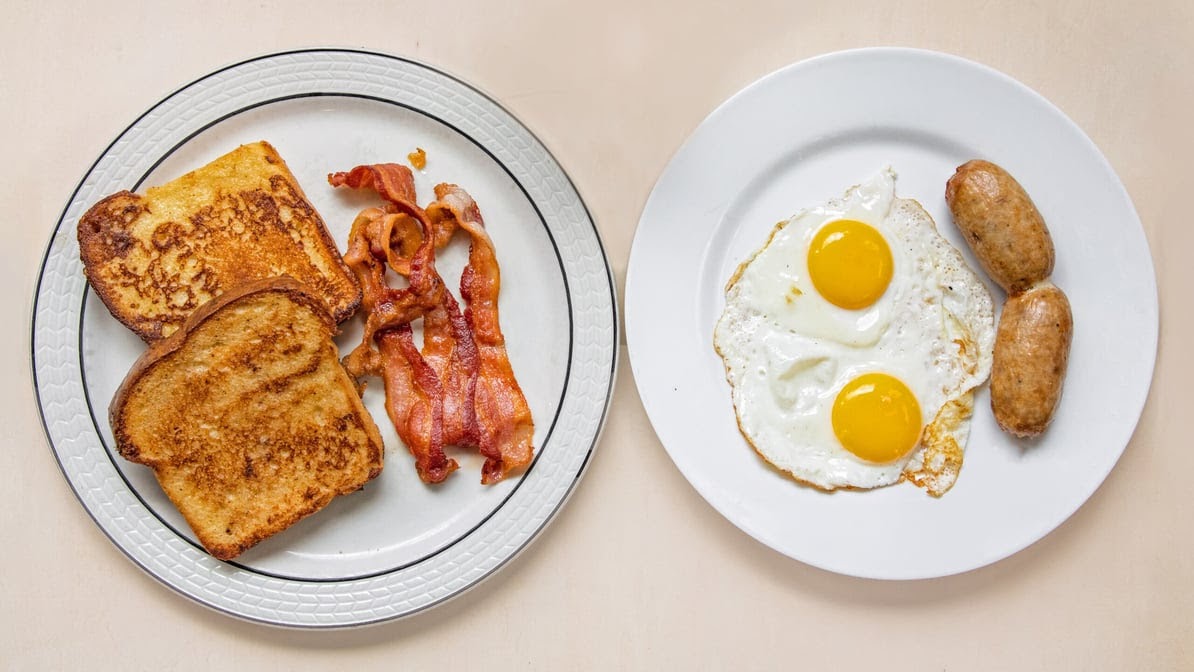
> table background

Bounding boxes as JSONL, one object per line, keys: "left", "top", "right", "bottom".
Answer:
{"left": 4, "top": 1, "right": 1190, "bottom": 669}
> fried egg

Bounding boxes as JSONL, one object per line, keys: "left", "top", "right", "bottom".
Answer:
{"left": 713, "top": 169, "right": 994, "bottom": 495}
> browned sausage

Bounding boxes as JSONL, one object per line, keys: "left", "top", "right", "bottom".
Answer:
{"left": 990, "top": 284, "right": 1073, "bottom": 437}
{"left": 945, "top": 160, "right": 1054, "bottom": 295}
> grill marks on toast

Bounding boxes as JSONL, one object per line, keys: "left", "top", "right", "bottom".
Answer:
{"left": 110, "top": 279, "right": 383, "bottom": 561}
{"left": 78, "top": 141, "right": 361, "bottom": 342}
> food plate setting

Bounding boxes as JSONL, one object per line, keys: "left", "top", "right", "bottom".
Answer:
{"left": 32, "top": 49, "right": 617, "bottom": 627}
{"left": 626, "top": 47, "right": 1157, "bottom": 580}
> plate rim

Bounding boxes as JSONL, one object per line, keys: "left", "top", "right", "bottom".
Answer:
{"left": 625, "top": 45, "right": 1158, "bottom": 580}
{"left": 31, "top": 47, "right": 620, "bottom": 627}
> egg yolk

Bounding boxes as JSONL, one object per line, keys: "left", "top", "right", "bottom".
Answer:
{"left": 832, "top": 373, "right": 922, "bottom": 463}
{"left": 807, "top": 219, "right": 893, "bottom": 310}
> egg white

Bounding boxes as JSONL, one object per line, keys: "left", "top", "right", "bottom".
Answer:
{"left": 714, "top": 169, "right": 994, "bottom": 494}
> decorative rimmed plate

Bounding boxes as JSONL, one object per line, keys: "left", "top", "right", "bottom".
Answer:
{"left": 32, "top": 49, "right": 617, "bottom": 627}
{"left": 626, "top": 47, "right": 1156, "bottom": 579}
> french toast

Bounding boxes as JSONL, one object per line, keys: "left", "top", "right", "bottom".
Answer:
{"left": 109, "top": 277, "right": 384, "bottom": 561}
{"left": 78, "top": 141, "right": 361, "bottom": 342}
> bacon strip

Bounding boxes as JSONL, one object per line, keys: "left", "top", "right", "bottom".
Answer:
{"left": 376, "top": 325, "right": 457, "bottom": 483}
{"left": 333, "top": 164, "right": 458, "bottom": 483}
{"left": 329, "top": 164, "right": 418, "bottom": 204}
{"left": 331, "top": 164, "right": 533, "bottom": 484}
{"left": 427, "top": 184, "right": 534, "bottom": 483}
{"left": 421, "top": 286, "right": 482, "bottom": 449}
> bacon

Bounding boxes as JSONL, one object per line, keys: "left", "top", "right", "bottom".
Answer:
{"left": 338, "top": 169, "right": 443, "bottom": 355}
{"left": 329, "top": 164, "right": 418, "bottom": 205}
{"left": 427, "top": 184, "right": 534, "bottom": 484}
{"left": 376, "top": 326, "right": 458, "bottom": 483}
{"left": 334, "top": 164, "right": 457, "bottom": 484}
{"left": 421, "top": 286, "right": 482, "bottom": 449}
{"left": 330, "top": 164, "right": 531, "bottom": 485}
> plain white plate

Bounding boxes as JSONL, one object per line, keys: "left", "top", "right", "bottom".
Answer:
{"left": 625, "top": 47, "right": 1157, "bottom": 580}
{"left": 32, "top": 49, "right": 617, "bottom": 627}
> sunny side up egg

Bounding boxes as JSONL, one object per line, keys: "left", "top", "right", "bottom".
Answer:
{"left": 713, "top": 169, "right": 995, "bottom": 495}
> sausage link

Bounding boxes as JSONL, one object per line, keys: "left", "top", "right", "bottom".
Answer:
{"left": 990, "top": 284, "right": 1073, "bottom": 437}
{"left": 945, "top": 160, "right": 1054, "bottom": 295}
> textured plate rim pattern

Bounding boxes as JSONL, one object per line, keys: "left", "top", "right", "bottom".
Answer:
{"left": 32, "top": 48, "right": 618, "bottom": 627}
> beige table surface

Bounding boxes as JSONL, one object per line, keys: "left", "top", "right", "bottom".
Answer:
{"left": 5, "top": 1, "right": 1191, "bottom": 669}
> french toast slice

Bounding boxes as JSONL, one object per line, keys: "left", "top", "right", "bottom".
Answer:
{"left": 110, "top": 277, "right": 384, "bottom": 561}
{"left": 78, "top": 141, "right": 361, "bottom": 342}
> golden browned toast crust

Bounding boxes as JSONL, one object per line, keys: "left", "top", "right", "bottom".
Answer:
{"left": 110, "top": 277, "right": 383, "bottom": 561}
{"left": 78, "top": 141, "right": 361, "bottom": 342}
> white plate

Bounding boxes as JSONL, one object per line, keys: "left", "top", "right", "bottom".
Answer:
{"left": 32, "top": 49, "right": 617, "bottom": 626}
{"left": 626, "top": 47, "right": 1157, "bottom": 580}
